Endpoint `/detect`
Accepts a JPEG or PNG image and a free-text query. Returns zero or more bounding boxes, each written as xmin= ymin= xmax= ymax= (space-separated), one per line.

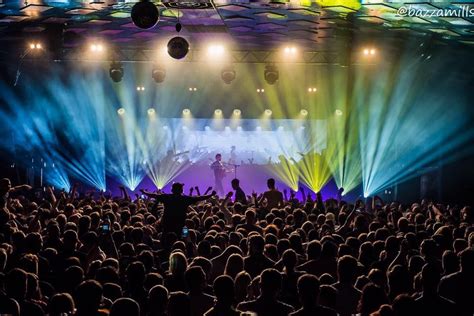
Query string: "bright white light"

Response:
xmin=300 ymin=109 xmax=308 ymax=116
xmin=183 ymin=109 xmax=191 ymax=115
xmin=136 ymin=86 xmax=145 ymax=91
xmin=90 ymin=43 xmax=104 ymax=52
xmin=284 ymin=46 xmax=297 ymax=54
xmin=215 ymin=109 xmax=222 ymax=115
xmin=147 ymin=108 xmax=155 ymax=115
xmin=117 ymin=108 xmax=125 ymax=115
xmin=363 ymin=48 xmax=370 ymax=55
xmin=193 ymin=87 xmax=197 ymax=91
xmin=370 ymin=48 xmax=376 ymax=55
xmin=30 ymin=42 xmax=42 ymax=50
xmin=335 ymin=109 xmax=343 ymax=116
xmin=308 ymin=87 xmax=317 ymax=93
xmin=207 ymin=44 xmax=225 ymax=56
xmin=264 ymin=109 xmax=272 ymax=116
xmin=233 ymin=109 xmax=241 ymax=116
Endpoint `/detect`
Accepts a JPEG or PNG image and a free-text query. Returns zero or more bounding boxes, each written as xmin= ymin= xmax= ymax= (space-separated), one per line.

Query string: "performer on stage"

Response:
xmin=210 ymin=153 xmax=226 ymax=195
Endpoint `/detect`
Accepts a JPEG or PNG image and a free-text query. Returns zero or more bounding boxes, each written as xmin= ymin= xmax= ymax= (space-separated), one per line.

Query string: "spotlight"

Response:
xmin=117 ymin=108 xmax=125 ymax=115
xmin=221 ymin=65 xmax=236 ymax=84
xmin=308 ymin=87 xmax=317 ymax=93
xmin=264 ymin=109 xmax=272 ymax=116
xmin=152 ymin=65 xmax=166 ymax=83
xmin=264 ymin=65 xmax=279 ymax=85
xmin=131 ymin=0 xmax=159 ymax=29
xmin=363 ymin=47 xmax=376 ymax=56
xmin=300 ymin=109 xmax=308 ymax=116
xmin=335 ymin=109 xmax=343 ymax=116
xmin=147 ymin=108 xmax=155 ymax=115
xmin=109 ymin=61 xmax=124 ymax=83
xmin=284 ymin=46 xmax=297 ymax=54
xmin=167 ymin=36 xmax=189 ymax=60
xmin=136 ymin=86 xmax=145 ymax=91
xmin=29 ymin=42 xmax=43 ymax=50
xmin=183 ymin=108 xmax=191 ymax=115
xmin=215 ymin=109 xmax=222 ymax=115
xmin=207 ymin=44 xmax=225 ymax=56
xmin=188 ymin=87 xmax=197 ymax=92
xmin=90 ymin=43 xmax=104 ymax=52
xmin=257 ymin=88 xmax=265 ymax=93
xmin=233 ymin=109 xmax=241 ymax=116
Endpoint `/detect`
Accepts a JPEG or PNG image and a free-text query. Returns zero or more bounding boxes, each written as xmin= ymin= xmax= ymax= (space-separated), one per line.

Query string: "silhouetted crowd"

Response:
xmin=0 ymin=177 xmax=473 ymax=316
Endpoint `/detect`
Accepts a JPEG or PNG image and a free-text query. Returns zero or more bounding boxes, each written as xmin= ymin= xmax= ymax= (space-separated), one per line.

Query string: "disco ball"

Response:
xmin=167 ymin=36 xmax=189 ymax=60
xmin=131 ymin=0 xmax=159 ymax=30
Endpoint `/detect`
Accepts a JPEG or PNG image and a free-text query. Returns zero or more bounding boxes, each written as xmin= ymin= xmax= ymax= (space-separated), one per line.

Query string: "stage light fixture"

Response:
xmin=335 ymin=109 xmax=343 ymax=116
xmin=363 ymin=47 xmax=376 ymax=56
xmin=167 ymin=36 xmax=189 ymax=60
xmin=264 ymin=65 xmax=279 ymax=85
xmin=117 ymin=108 xmax=125 ymax=115
xmin=147 ymin=108 xmax=155 ymax=115
xmin=300 ymin=109 xmax=308 ymax=116
xmin=284 ymin=46 xmax=297 ymax=54
xmin=90 ymin=43 xmax=104 ymax=52
xmin=152 ymin=65 xmax=166 ymax=83
xmin=221 ymin=65 xmax=236 ymax=84
xmin=131 ymin=0 xmax=159 ymax=29
xmin=208 ymin=44 xmax=225 ymax=56
xmin=233 ymin=109 xmax=241 ymax=116
xmin=215 ymin=109 xmax=222 ymax=115
xmin=29 ymin=42 xmax=43 ymax=50
xmin=183 ymin=108 xmax=191 ymax=115
xmin=109 ymin=61 xmax=124 ymax=83
xmin=264 ymin=109 xmax=272 ymax=116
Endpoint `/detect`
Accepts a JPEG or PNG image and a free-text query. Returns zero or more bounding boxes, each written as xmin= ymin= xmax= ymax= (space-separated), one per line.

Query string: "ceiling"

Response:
xmin=0 ymin=0 xmax=473 ymax=53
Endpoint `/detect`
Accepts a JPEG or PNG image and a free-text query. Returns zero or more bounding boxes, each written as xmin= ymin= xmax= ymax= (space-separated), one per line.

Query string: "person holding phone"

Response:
xmin=141 ymin=183 xmax=216 ymax=237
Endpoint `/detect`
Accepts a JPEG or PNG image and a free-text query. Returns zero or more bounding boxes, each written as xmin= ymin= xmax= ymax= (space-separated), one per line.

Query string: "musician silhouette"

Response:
xmin=210 ymin=153 xmax=226 ymax=195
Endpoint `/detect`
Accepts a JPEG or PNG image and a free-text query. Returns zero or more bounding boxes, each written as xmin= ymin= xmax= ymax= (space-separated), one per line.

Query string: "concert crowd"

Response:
xmin=0 ymin=176 xmax=473 ymax=316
